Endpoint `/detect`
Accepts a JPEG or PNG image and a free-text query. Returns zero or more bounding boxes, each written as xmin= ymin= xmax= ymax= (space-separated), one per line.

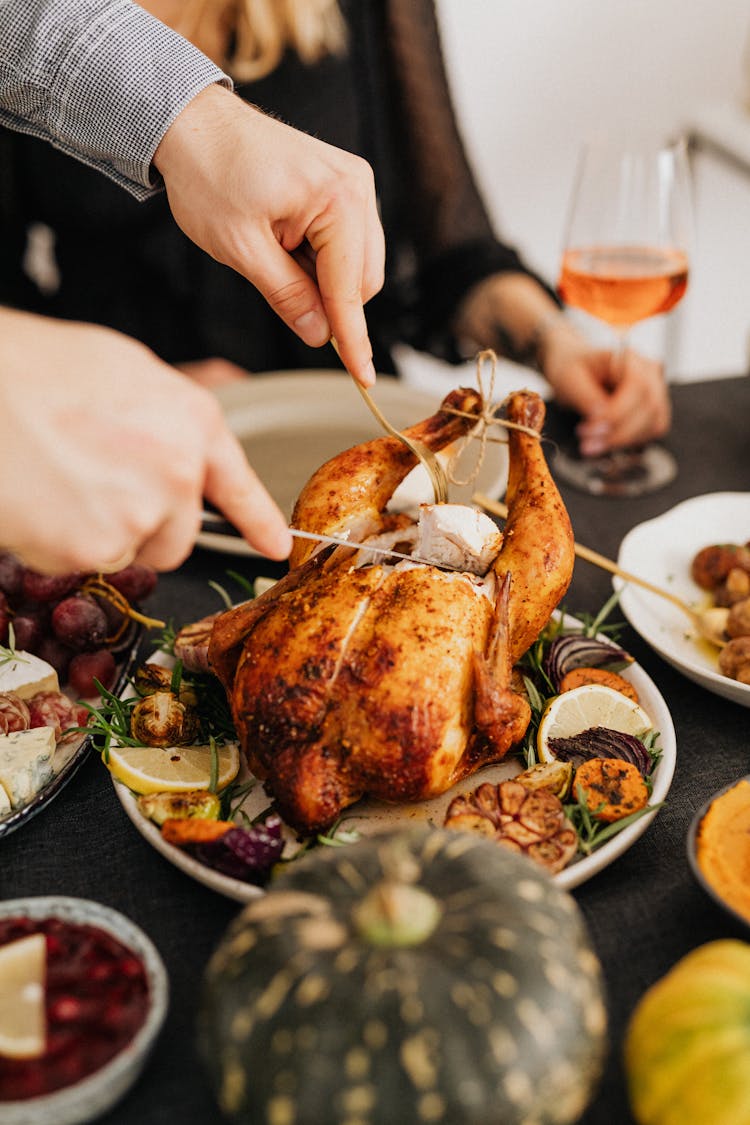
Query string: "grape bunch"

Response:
xmin=0 ymin=552 xmax=158 ymax=698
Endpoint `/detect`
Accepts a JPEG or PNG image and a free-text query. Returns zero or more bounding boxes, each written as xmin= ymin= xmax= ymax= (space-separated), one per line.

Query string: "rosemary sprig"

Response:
xmin=207 ymin=735 xmax=219 ymax=794
xmin=565 ymin=783 xmax=664 ymax=855
xmin=80 ymin=681 xmax=142 ymax=761
xmin=577 ymin=588 xmax=625 ymax=639
xmin=316 ymin=819 xmax=361 ymax=848
xmin=0 ymin=623 xmax=29 ymax=668
xmin=220 ymin=777 xmax=257 ymax=821
xmin=156 ymin=620 xmax=178 ymax=656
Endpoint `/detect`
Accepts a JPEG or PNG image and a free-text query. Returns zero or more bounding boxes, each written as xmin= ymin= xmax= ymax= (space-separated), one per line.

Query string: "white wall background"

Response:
xmin=433 ymin=0 xmax=750 ymax=381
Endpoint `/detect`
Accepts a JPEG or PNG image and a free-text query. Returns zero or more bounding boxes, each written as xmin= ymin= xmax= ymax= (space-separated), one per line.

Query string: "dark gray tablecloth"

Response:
xmin=2 ymin=374 xmax=749 ymax=1124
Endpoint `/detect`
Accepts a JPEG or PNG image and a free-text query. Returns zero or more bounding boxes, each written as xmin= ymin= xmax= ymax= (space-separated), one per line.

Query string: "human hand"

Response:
xmin=153 ymin=85 xmax=384 ymax=388
xmin=540 ymin=320 xmax=670 ymax=455
xmin=0 ymin=310 xmax=291 ymax=574
xmin=175 ymin=357 xmax=250 ymax=389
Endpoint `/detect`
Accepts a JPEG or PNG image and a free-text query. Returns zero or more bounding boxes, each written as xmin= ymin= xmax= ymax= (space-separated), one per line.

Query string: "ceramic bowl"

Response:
xmin=0 ymin=896 xmax=168 ymax=1125
xmin=687 ymin=777 xmax=750 ymax=933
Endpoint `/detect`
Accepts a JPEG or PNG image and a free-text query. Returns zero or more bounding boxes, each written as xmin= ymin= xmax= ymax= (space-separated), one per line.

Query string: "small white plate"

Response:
xmin=113 ymin=617 xmax=675 ymax=898
xmin=197 ymin=371 xmax=508 ymax=556
xmin=616 ymin=492 xmax=750 ymax=706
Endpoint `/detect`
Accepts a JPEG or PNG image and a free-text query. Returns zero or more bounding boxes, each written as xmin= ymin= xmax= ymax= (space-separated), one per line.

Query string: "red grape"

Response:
xmin=68 ymin=650 xmax=116 ymax=698
xmin=10 ymin=610 xmax=46 ymax=653
xmin=51 ymin=596 xmax=108 ymax=651
xmin=36 ymin=636 xmax=73 ymax=681
xmin=22 ymin=570 xmax=80 ymax=603
xmin=105 ymin=565 xmax=157 ymax=603
xmin=0 ymin=552 xmax=24 ymax=598
xmin=90 ymin=594 xmax=127 ymax=637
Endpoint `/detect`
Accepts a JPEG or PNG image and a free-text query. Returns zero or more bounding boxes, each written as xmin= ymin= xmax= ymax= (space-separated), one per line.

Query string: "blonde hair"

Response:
xmin=171 ymin=0 xmax=347 ymax=81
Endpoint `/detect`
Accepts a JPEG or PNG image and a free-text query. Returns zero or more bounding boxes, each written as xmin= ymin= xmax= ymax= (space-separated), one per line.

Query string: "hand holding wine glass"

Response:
xmin=554 ymin=137 xmax=693 ymax=496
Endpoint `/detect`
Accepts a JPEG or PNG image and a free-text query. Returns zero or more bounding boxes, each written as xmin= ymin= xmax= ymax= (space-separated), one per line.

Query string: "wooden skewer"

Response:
xmin=471 ymin=491 xmax=726 ymax=644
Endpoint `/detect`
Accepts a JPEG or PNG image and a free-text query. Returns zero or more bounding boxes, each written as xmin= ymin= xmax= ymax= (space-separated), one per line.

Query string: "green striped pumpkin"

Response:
xmin=199 ymin=827 xmax=606 ymax=1125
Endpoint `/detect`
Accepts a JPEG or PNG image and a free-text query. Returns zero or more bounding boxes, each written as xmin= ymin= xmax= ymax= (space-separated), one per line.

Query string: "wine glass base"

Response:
xmin=552 ymin=443 xmax=677 ymax=498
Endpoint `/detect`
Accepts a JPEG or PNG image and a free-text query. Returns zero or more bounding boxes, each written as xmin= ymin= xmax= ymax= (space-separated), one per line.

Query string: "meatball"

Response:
xmin=727 ymin=597 xmax=750 ymax=639
xmin=718 ymin=636 xmax=750 ymax=684
xmin=692 ymin=545 xmax=750 ymax=590
xmin=714 ymin=566 xmax=750 ymax=607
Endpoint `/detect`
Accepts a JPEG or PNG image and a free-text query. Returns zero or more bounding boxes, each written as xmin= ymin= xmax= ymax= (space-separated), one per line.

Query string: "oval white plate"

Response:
xmin=616 ymin=492 xmax=750 ymax=707
xmin=113 ymin=617 xmax=675 ymax=899
xmin=197 ymin=371 xmax=508 ymax=556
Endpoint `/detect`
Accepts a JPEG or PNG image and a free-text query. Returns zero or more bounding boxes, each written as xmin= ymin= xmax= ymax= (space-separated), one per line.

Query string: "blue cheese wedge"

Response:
xmin=0 ymin=727 xmax=56 ymax=808
xmin=0 ymin=652 xmax=59 ymax=700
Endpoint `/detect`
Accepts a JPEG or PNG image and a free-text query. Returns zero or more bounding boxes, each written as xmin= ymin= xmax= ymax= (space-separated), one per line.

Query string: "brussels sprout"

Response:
xmin=515 ymin=760 xmax=574 ymax=799
xmin=136 ymin=789 xmax=222 ymax=827
xmin=134 ymin=662 xmax=198 ymax=705
xmin=130 ymin=690 xmax=200 ymax=747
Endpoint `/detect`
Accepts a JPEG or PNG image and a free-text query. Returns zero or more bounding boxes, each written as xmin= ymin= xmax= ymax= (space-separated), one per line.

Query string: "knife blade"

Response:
xmin=200 ymin=510 xmax=463 ymax=569
xmin=288 ymin=526 xmax=452 ymax=568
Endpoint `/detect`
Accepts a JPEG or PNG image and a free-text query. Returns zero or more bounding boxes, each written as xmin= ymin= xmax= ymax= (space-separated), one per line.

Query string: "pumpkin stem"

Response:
xmin=353 ymin=881 xmax=442 ymax=947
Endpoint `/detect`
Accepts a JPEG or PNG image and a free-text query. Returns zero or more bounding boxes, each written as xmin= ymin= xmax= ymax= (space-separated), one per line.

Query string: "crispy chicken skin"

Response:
xmin=209 ymin=388 xmax=573 ymax=833
xmin=288 ymin=386 xmax=484 ymax=568
xmin=494 ymin=392 xmax=575 ymax=664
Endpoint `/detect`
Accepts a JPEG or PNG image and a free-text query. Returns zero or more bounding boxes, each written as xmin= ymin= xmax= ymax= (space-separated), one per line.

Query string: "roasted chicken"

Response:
xmin=209 ymin=388 xmax=574 ymax=833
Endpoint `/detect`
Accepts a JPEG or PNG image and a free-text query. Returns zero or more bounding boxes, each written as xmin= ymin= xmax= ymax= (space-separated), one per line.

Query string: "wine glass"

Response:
xmin=554 ymin=136 xmax=693 ymax=496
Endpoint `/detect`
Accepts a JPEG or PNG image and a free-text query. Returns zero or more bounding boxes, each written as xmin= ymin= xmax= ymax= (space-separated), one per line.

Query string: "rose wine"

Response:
xmin=558 ymin=245 xmax=689 ymax=328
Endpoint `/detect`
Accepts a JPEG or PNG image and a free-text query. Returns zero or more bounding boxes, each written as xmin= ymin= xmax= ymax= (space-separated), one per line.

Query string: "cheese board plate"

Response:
xmin=0 ymin=631 xmax=142 ymax=840
xmin=112 ymin=614 xmax=676 ymax=900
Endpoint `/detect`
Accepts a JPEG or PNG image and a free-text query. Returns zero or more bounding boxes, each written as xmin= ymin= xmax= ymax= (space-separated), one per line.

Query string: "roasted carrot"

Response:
xmin=574 ymin=758 xmax=649 ymax=823
xmin=161 ymin=818 xmax=234 ymax=846
xmin=559 ymin=666 xmax=639 ymax=703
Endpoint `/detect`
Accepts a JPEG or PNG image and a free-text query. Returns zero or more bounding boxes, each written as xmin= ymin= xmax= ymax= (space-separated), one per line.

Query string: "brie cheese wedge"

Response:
xmin=0 ymin=652 xmax=59 ymax=700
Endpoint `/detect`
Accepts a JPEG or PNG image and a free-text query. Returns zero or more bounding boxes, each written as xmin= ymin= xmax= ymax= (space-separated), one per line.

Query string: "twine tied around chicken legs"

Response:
xmin=441 ymin=348 xmax=542 ymax=489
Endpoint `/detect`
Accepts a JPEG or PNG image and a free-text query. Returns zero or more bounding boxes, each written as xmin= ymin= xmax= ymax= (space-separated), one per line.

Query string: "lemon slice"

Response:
xmin=106 ymin=741 xmax=240 ymax=794
xmin=537 ymin=683 xmax=653 ymax=764
xmin=0 ymin=932 xmax=46 ymax=1059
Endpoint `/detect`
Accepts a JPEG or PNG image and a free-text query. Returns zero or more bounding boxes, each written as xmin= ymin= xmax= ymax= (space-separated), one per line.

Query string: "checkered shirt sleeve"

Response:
xmin=0 ymin=0 xmax=231 ymax=198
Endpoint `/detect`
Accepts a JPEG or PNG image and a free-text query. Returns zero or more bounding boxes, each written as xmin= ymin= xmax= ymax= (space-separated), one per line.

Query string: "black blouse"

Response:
xmin=0 ymin=0 xmax=551 ymax=374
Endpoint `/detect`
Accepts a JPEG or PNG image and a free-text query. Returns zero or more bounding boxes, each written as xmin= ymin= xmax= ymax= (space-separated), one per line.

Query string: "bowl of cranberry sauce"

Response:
xmin=0 ymin=897 xmax=168 ymax=1125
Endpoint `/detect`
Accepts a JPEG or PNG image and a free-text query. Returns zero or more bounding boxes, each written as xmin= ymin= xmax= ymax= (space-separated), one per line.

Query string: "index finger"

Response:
xmin=314 ymin=241 xmax=374 ymax=388
xmin=204 ymin=431 xmax=292 ymax=560
xmin=311 ymin=197 xmax=383 ymax=388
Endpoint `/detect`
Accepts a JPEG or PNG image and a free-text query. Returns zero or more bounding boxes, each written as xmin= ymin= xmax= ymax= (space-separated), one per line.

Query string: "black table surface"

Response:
xmin=2 ymin=373 xmax=749 ymax=1124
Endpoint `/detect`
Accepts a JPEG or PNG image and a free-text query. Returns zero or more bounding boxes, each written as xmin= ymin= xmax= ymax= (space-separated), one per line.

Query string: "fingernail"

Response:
xmin=357 ymin=359 xmax=376 ymax=388
xmin=580 ymin=421 xmax=611 ymax=439
xmin=294 ymin=310 xmax=330 ymax=347
xmin=579 ymin=437 xmax=609 ymax=457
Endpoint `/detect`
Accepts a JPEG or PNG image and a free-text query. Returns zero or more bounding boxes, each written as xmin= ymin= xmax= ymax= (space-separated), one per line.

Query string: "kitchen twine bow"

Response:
xmin=441 ymin=348 xmax=542 ymax=488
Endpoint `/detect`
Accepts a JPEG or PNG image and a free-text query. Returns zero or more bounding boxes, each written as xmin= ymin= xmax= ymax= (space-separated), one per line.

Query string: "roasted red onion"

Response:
xmin=547 ymin=726 xmax=652 ymax=776
xmin=544 ymin=634 xmax=633 ymax=690
xmin=189 ymin=816 xmax=284 ymax=883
